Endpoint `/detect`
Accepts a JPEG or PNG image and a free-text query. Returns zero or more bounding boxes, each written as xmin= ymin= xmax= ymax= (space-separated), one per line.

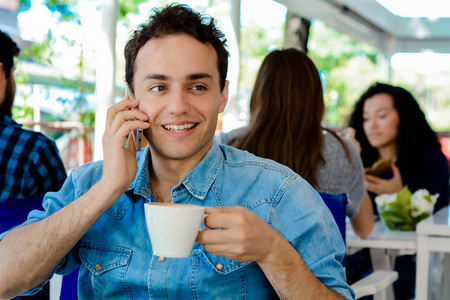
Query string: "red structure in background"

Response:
xmin=440 ymin=137 xmax=450 ymax=168
xmin=19 ymin=120 xmax=94 ymax=172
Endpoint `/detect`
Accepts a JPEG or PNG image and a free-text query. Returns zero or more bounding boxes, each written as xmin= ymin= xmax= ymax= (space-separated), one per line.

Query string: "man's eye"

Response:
xmin=150 ymin=86 xmax=166 ymax=92
xmin=192 ymin=85 xmax=207 ymax=91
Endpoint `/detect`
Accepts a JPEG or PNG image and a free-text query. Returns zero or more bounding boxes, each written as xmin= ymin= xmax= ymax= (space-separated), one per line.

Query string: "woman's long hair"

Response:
xmin=228 ymin=48 xmax=349 ymax=186
xmin=348 ymin=82 xmax=440 ymax=190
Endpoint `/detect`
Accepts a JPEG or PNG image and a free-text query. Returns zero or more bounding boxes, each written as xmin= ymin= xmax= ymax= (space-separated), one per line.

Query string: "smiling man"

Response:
xmin=0 ymin=4 xmax=353 ymax=299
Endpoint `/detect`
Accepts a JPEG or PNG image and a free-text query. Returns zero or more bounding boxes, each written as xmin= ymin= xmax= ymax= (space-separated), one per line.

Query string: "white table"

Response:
xmin=347 ymin=220 xmax=417 ymax=256
xmin=416 ymin=206 xmax=450 ymax=300
xmin=346 ymin=220 xmax=417 ymax=300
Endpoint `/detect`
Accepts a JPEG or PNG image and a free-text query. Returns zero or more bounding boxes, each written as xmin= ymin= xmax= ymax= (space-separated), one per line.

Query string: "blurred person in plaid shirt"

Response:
xmin=0 ymin=30 xmax=66 ymax=202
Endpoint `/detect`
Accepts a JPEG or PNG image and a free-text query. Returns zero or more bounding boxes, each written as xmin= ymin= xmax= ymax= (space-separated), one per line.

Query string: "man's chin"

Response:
xmin=150 ymin=141 xmax=212 ymax=162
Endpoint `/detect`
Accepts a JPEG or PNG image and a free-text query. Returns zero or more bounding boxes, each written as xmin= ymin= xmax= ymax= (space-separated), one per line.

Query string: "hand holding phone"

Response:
xmin=125 ymin=87 xmax=143 ymax=151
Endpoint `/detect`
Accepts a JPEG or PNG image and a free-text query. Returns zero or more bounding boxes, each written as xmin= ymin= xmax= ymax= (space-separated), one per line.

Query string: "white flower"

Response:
xmin=410 ymin=189 xmax=439 ymax=217
xmin=375 ymin=193 xmax=397 ymax=206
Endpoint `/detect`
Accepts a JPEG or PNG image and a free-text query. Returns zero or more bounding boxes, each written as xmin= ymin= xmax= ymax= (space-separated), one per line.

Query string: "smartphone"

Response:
xmin=125 ymin=87 xmax=143 ymax=151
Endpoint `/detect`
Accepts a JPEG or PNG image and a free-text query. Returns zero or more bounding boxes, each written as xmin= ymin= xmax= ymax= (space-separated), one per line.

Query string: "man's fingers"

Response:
xmin=105 ymin=99 xmax=141 ymax=129
xmin=197 ymin=227 xmax=227 ymax=244
xmin=127 ymin=131 xmax=136 ymax=151
xmin=203 ymin=206 xmax=248 ymax=229
xmin=109 ymin=110 xmax=148 ymax=134
xmin=104 ymin=119 xmax=148 ymax=148
xmin=104 ymin=100 xmax=149 ymax=149
xmin=204 ymin=206 xmax=242 ymax=214
xmin=204 ymin=212 xmax=233 ymax=229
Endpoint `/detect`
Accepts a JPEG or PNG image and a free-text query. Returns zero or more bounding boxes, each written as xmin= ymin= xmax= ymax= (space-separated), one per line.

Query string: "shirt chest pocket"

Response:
xmin=190 ymin=249 xmax=275 ymax=299
xmin=79 ymin=243 xmax=132 ymax=299
xmin=195 ymin=249 xmax=250 ymax=275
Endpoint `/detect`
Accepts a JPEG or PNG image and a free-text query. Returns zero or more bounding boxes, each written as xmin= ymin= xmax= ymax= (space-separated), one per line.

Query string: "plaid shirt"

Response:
xmin=0 ymin=112 xmax=67 ymax=201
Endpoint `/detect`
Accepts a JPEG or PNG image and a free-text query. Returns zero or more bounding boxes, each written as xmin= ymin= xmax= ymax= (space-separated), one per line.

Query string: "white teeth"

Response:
xmin=163 ymin=123 xmax=195 ymax=133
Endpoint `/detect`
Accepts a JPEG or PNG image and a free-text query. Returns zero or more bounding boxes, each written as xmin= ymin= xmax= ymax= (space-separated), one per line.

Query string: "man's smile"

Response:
xmin=163 ymin=123 xmax=198 ymax=133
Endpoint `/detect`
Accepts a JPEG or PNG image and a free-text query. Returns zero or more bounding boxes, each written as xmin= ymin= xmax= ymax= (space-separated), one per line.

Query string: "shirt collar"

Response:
xmin=126 ymin=140 xmax=223 ymax=202
xmin=0 ymin=112 xmax=19 ymax=126
xmin=126 ymin=146 xmax=152 ymax=202
xmin=180 ymin=140 xmax=223 ymax=200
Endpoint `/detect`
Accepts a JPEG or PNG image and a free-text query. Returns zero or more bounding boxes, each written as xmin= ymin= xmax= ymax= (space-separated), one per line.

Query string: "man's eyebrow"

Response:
xmin=142 ymin=73 xmax=169 ymax=81
xmin=186 ymin=73 xmax=213 ymax=81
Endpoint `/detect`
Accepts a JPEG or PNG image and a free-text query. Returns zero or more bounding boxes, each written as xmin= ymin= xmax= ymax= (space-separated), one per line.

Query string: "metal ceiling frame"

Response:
xmin=275 ymin=0 xmax=450 ymax=55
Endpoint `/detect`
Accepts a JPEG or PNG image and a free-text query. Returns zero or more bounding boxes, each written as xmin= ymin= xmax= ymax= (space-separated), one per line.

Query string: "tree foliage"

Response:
xmin=119 ymin=0 xmax=149 ymax=20
xmin=307 ymin=19 xmax=385 ymax=126
xmin=239 ymin=20 xmax=284 ymax=92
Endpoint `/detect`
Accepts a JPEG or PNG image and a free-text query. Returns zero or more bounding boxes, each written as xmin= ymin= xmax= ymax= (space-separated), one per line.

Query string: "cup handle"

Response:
xmin=200 ymin=214 xmax=208 ymax=231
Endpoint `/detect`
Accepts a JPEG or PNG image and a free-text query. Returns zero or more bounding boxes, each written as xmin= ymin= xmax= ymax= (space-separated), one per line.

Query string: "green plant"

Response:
xmin=375 ymin=186 xmax=438 ymax=231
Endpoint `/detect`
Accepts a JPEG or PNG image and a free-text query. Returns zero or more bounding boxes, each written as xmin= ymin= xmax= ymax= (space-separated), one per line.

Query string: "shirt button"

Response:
xmin=95 ymin=264 xmax=102 ymax=271
xmin=216 ymin=263 xmax=223 ymax=270
xmin=158 ymin=256 xmax=165 ymax=262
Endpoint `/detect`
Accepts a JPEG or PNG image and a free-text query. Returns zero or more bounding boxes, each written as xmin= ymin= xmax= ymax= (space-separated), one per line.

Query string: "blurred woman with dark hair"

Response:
xmin=217 ymin=48 xmax=374 ymax=238
xmin=348 ymin=82 xmax=449 ymax=213
xmin=346 ymin=82 xmax=449 ymax=300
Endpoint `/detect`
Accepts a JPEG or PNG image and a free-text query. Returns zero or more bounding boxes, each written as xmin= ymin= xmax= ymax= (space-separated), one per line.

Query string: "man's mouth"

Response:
xmin=163 ymin=123 xmax=197 ymax=133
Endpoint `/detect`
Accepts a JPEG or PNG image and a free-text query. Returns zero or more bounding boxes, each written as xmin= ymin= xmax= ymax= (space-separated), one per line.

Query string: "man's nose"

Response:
xmin=167 ymin=89 xmax=190 ymax=115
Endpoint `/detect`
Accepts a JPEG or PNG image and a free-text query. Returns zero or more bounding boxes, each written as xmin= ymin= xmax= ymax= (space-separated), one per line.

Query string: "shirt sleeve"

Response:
xmin=344 ymin=138 xmax=366 ymax=218
xmin=272 ymin=176 xmax=355 ymax=300
xmin=317 ymin=133 xmax=366 ymax=218
xmin=29 ymin=136 xmax=67 ymax=194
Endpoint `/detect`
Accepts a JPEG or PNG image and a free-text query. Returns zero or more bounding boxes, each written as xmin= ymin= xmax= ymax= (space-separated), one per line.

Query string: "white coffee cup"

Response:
xmin=144 ymin=202 xmax=206 ymax=258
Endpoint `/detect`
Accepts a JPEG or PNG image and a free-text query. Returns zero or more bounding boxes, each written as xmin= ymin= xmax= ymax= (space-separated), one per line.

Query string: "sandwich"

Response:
xmin=364 ymin=158 xmax=392 ymax=177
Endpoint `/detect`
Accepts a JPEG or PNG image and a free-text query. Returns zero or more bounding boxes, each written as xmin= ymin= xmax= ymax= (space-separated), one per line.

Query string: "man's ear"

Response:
xmin=0 ymin=62 xmax=5 ymax=105
xmin=218 ymin=80 xmax=229 ymax=113
xmin=0 ymin=62 xmax=7 ymax=82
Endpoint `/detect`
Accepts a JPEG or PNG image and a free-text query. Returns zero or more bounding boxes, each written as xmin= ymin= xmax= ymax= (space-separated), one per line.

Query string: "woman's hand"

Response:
xmin=365 ymin=163 xmax=403 ymax=195
xmin=341 ymin=127 xmax=361 ymax=154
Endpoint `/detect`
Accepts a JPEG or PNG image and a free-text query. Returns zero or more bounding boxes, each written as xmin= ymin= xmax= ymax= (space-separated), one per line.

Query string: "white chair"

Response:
xmin=49 ymin=267 xmax=78 ymax=300
xmin=351 ymin=270 xmax=398 ymax=299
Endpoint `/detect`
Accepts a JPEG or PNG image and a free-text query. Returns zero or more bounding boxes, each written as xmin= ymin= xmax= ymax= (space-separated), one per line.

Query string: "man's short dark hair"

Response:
xmin=124 ymin=3 xmax=229 ymax=92
xmin=0 ymin=30 xmax=20 ymax=79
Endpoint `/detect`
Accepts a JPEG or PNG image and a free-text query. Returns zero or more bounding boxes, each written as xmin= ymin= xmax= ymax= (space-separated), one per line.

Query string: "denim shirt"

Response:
xmin=1 ymin=141 xmax=354 ymax=299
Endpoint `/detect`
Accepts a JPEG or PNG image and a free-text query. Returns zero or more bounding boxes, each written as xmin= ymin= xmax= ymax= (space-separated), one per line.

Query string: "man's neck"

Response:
xmin=148 ymin=151 xmax=206 ymax=203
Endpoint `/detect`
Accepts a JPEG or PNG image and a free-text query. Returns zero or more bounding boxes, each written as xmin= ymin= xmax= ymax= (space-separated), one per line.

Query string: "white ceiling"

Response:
xmin=275 ymin=0 xmax=450 ymax=55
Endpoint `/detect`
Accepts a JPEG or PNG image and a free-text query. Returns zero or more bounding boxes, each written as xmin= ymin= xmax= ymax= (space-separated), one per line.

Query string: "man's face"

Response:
xmin=133 ymin=34 xmax=228 ymax=163
xmin=0 ymin=66 xmax=16 ymax=116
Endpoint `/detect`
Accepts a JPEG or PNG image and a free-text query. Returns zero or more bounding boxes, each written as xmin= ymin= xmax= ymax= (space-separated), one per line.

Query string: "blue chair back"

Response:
xmin=319 ymin=192 xmax=348 ymax=266
xmin=1 ymin=195 xmax=78 ymax=299
xmin=60 ymin=267 xmax=79 ymax=300
xmin=0 ymin=194 xmax=45 ymax=234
